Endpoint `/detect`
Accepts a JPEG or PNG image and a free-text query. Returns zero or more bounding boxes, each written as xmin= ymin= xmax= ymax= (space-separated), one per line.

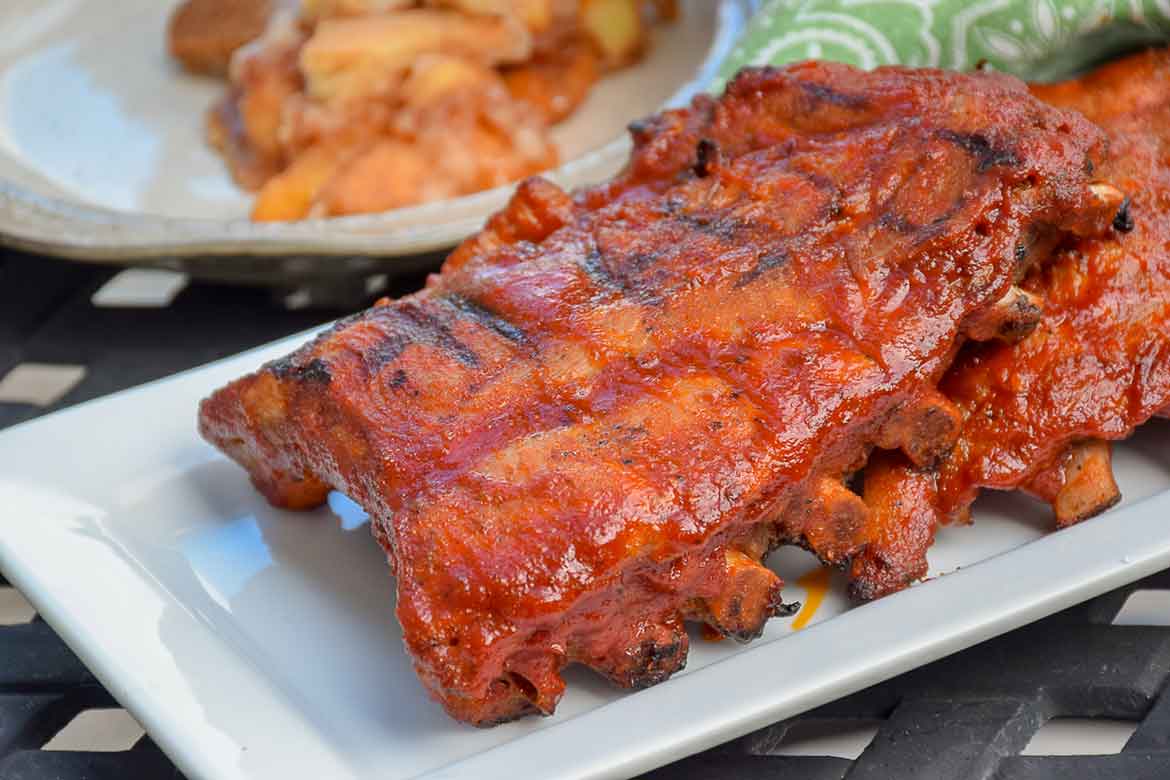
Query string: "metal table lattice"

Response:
xmin=2 ymin=250 xmax=1168 ymax=780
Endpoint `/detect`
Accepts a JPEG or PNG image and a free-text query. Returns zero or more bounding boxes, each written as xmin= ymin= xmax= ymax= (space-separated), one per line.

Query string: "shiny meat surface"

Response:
xmin=850 ymin=50 xmax=1170 ymax=601
xmin=199 ymin=62 xmax=1118 ymax=724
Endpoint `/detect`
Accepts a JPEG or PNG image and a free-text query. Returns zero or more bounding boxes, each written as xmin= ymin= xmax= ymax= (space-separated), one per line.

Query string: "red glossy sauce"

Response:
xmin=199 ymin=62 xmax=1116 ymax=724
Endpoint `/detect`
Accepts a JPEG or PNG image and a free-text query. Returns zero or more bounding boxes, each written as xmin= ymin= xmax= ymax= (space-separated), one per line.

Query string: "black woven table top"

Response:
xmin=2 ymin=249 xmax=1169 ymax=780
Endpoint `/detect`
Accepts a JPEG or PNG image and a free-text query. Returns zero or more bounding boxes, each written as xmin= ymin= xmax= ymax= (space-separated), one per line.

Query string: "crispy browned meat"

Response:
xmin=199 ymin=62 xmax=1118 ymax=725
xmin=168 ymin=0 xmax=274 ymax=76
xmin=850 ymin=50 xmax=1170 ymax=601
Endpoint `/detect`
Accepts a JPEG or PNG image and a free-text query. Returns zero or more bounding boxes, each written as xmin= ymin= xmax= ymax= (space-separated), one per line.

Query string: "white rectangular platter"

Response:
xmin=0 ymin=329 xmax=1167 ymax=780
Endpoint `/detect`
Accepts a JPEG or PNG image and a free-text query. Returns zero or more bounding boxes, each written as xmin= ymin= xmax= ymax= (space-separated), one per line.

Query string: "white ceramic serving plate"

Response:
xmin=0 ymin=329 xmax=1168 ymax=780
xmin=0 ymin=0 xmax=753 ymax=278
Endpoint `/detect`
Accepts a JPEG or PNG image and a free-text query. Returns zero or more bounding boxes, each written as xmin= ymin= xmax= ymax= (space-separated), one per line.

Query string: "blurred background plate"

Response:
xmin=0 ymin=0 xmax=754 ymax=283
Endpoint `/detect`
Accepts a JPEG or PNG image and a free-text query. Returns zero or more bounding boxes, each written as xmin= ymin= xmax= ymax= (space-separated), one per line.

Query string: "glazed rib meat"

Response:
xmin=198 ymin=62 xmax=1121 ymax=725
xmin=850 ymin=50 xmax=1170 ymax=601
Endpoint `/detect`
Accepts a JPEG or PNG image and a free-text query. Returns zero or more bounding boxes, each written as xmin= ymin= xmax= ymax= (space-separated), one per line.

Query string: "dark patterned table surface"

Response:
xmin=3 ymin=250 xmax=1170 ymax=780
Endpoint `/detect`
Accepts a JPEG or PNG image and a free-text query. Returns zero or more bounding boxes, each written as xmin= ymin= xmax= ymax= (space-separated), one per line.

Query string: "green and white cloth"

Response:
xmin=719 ymin=0 xmax=1170 ymax=84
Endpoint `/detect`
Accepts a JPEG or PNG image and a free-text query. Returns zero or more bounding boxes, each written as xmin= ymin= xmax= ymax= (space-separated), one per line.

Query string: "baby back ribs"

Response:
xmin=850 ymin=50 xmax=1170 ymax=601
xmin=199 ymin=62 xmax=1120 ymax=725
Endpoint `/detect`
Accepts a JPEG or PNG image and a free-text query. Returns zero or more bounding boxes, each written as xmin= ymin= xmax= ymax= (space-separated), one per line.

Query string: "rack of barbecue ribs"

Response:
xmin=199 ymin=61 xmax=1125 ymax=725
xmin=848 ymin=50 xmax=1170 ymax=602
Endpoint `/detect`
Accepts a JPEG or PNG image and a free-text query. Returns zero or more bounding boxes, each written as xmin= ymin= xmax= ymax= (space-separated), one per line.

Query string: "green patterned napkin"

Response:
xmin=718 ymin=0 xmax=1170 ymax=85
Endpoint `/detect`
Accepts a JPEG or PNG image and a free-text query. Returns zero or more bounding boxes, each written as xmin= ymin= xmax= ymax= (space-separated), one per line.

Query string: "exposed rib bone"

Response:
xmin=572 ymin=616 xmax=688 ymax=690
xmin=503 ymin=648 xmax=567 ymax=715
xmin=694 ymin=549 xmax=785 ymax=641
xmin=875 ymin=390 xmax=962 ymax=467
xmin=1089 ymin=182 xmax=1127 ymax=224
xmin=794 ymin=477 xmax=872 ymax=565
xmin=960 ymin=285 xmax=1044 ymax=343
xmin=848 ymin=451 xmax=942 ymax=601
xmin=1024 ymin=440 xmax=1121 ymax=527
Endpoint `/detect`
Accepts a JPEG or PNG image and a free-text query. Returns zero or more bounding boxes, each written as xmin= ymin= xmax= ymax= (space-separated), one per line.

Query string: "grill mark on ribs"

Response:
xmin=936 ymin=129 xmax=1021 ymax=172
xmin=441 ymin=294 xmax=530 ymax=347
xmin=577 ymin=244 xmax=627 ymax=297
xmin=270 ymin=356 xmax=332 ymax=384
xmin=578 ymin=242 xmax=666 ymax=305
xmin=797 ymin=79 xmax=869 ymax=109
xmin=362 ymin=299 xmax=480 ymax=374
xmin=735 ymin=249 xmax=789 ymax=288
xmin=665 ymin=210 xmax=748 ymax=244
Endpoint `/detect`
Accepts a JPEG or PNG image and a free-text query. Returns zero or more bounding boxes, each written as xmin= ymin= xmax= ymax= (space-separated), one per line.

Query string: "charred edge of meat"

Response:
xmin=1113 ymin=196 xmax=1135 ymax=232
xmin=442 ymin=294 xmax=530 ymax=346
xmin=626 ymin=118 xmax=651 ymax=140
xmin=796 ymin=79 xmax=869 ymax=109
xmin=735 ymin=249 xmax=789 ymax=288
xmin=269 ymin=356 xmax=332 ymax=384
xmin=693 ymin=138 xmax=721 ymax=178
xmin=790 ymin=477 xmax=873 ymax=567
xmin=997 ymin=289 xmax=1044 ymax=342
xmin=468 ymin=685 xmax=542 ymax=728
xmin=626 ymin=637 xmax=687 ymax=689
xmin=936 ymin=129 xmax=1021 ymax=173
xmin=575 ymin=621 xmax=692 ymax=693
xmin=695 ymin=547 xmax=796 ymax=641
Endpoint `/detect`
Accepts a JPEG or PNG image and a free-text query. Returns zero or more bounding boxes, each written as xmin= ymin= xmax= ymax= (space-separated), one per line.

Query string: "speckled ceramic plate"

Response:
xmin=0 ymin=0 xmax=754 ymax=281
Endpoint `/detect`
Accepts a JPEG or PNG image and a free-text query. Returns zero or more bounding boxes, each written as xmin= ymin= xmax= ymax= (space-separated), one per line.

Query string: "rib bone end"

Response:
xmin=796 ymin=477 xmax=872 ymax=565
xmin=847 ymin=452 xmax=941 ymax=602
xmin=1025 ymin=440 xmax=1121 ymax=527
xmin=573 ymin=617 xmax=689 ymax=690
xmin=875 ymin=390 xmax=962 ymax=467
xmin=696 ymin=548 xmax=786 ymax=642
xmin=961 ymin=285 xmax=1044 ymax=343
